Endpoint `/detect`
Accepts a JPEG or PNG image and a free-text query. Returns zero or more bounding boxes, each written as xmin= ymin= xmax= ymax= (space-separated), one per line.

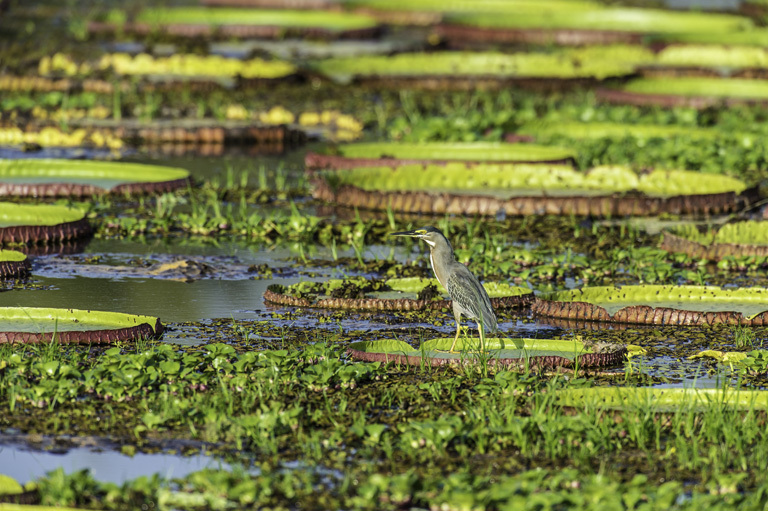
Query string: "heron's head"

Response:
xmin=390 ymin=226 xmax=447 ymax=249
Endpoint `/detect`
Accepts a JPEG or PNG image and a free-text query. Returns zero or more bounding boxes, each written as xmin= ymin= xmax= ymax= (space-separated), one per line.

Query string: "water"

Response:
xmin=0 ymin=443 xmax=230 ymax=484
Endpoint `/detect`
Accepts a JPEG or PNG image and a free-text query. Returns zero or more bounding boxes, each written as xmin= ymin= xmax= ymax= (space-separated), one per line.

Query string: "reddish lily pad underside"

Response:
xmin=0 ymin=307 xmax=164 ymax=344
xmin=346 ymin=338 xmax=627 ymax=370
xmin=533 ymin=285 xmax=768 ymax=326
xmin=0 ymin=203 xmax=91 ymax=244
xmin=0 ymin=249 xmax=30 ymax=279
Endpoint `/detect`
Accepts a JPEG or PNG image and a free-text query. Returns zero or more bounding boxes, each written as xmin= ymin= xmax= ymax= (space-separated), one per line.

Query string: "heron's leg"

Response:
xmin=448 ymin=321 xmax=461 ymax=353
xmin=449 ymin=313 xmax=462 ymax=353
xmin=478 ymin=322 xmax=485 ymax=352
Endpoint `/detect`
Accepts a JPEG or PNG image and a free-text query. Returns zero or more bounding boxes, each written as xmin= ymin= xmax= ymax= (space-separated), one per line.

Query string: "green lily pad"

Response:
xmin=661 ymin=222 xmax=768 ymax=261
xmin=0 ymin=159 xmax=191 ymax=197
xmin=345 ymin=0 xmax=601 ymax=14
xmin=321 ymin=163 xmax=746 ymax=198
xmin=136 ymin=8 xmax=378 ymax=31
xmin=96 ymin=53 xmax=296 ymax=79
xmin=0 ymin=475 xmax=23 ymax=495
xmin=534 ymin=285 xmax=768 ymax=325
xmin=445 ymin=7 xmax=751 ymax=34
xmin=673 ymin=221 xmax=768 ymax=246
xmin=556 ymin=387 xmax=768 ymax=411
xmin=264 ymin=278 xmax=532 ymax=311
xmin=313 ymin=47 xmax=654 ymax=84
xmin=0 ymin=249 xmax=30 ymax=279
xmin=0 ymin=307 xmax=164 ymax=344
xmin=0 ymin=202 xmax=91 ymax=244
xmin=332 ymin=142 xmax=575 ymax=162
xmin=654 ymin=44 xmax=768 ymax=69
xmin=518 ymin=121 xmax=723 ymax=141
xmin=655 ymin=28 xmax=768 ymax=47
xmin=347 ymin=337 xmax=627 ymax=369
xmin=623 ymin=77 xmax=768 ymax=99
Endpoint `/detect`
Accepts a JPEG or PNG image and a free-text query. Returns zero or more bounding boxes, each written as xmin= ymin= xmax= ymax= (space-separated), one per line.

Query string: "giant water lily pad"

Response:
xmin=0 ymin=249 xmax=30 ymax=279
xmin=311 ymin=47 xmax=653 ymax=87
xmin=533 ymin=285 xmax=768 ymax=326
xmin=556 ymin=387 xmax=768 ymax=411
xmin=0 ymin=307 xmax=163 ymax=344
xmin=263 ymin=277 xmax=533 ymax=311
xmin=0 ymin=159 xmax=191 ymax=197
xmin=640 ymin=44 xmax=768 ymax=79
xmin=661 ymin=222 xmax=768 ymax=260
xmin=517 ymin=121 xmax=724 ymax=141
xmin=305 ymin=141 xmax=576 ymax=170
xmin=91 ymin=8 xmax=380 ymax=39
xmin=438 ymin=8 xmax=752 ymax=46
xmin=0 ymin=203 xmax=91 ymax=244
xmin=346 ymin=337 xmax=627 ymax=369
xmin=599 ymin=77 xmax=768 ymax=107
xmin=312 ymin=163 xmax=748 ymax=217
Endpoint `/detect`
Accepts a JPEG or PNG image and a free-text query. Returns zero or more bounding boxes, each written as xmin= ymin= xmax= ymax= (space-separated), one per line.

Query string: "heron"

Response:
xmin=390 ymin=226 xmax=497 ymax=352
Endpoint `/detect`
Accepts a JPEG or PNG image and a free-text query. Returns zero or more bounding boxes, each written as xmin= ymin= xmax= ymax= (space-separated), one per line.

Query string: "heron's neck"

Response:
xmin=429 ymin=246 xmax=455 ymax=290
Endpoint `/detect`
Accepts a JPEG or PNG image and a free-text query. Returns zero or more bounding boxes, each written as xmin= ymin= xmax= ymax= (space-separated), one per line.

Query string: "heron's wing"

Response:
xmin=445 ymin=265 xmax=497 ymax=332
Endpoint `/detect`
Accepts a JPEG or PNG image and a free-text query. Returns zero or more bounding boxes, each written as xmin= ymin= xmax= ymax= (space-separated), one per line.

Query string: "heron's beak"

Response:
xmin=390 ymin=229 xmax=422 ymax=237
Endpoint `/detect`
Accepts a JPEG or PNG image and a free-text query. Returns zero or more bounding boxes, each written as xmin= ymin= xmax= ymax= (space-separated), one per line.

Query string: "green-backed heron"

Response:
xmin=390 ymin=226 xmax=497 ymax=352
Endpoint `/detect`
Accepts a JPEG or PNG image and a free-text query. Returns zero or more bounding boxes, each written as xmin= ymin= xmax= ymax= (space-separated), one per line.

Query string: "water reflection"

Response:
xmin=0 ymin=444 xmax=229 ymax=484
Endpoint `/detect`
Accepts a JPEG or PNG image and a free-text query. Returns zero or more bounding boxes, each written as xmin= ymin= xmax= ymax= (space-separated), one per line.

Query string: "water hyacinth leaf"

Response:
xmin=0 ymin=307 xmax=163 ymax=344
xmin=0 ymin=159 xmax=191 ymax=197
xmin=556 ymin=387 xmax=768 ymax=411
xmin=534 ymin=285 xmax=768 ymax=325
